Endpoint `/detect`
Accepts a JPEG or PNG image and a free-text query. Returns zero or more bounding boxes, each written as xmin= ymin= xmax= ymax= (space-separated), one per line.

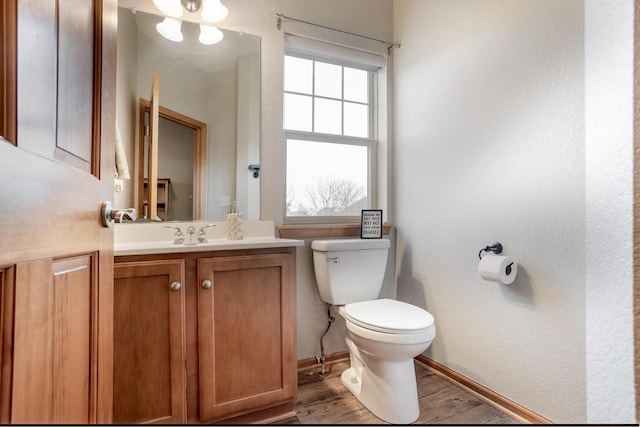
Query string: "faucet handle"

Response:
xmin=198 ymin=224 xmax=216 ymax=243
xmin=164 ymin=225 xmax=184 ymax=245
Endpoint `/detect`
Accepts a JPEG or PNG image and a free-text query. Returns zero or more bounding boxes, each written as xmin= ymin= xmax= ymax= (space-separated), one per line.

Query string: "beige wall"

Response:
xmin=584 ymin=0 xmax=635 ymax=422
xmin=394 ymin=0 xmax=586 ymax=422
xmin=394 ymin=0 xmax=635 ymax=423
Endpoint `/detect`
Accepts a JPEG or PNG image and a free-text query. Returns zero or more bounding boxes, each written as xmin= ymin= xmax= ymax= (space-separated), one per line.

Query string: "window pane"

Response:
xmin=314 ymin=98 xmax=341 ymax=135
xmin=314 ymin=62 xmax=342 ymax=99
xmin=284 ymin=56 xmax=313 ymax=94
xmin=284 ymin=93 xmax=312 ymax=131
xmin=344 ymin=102 xmax=369 ymax=138
xmin=286 ymin=139 xmax=368 ymax=216
xmin=344 ymin=67 xmax=368 ymax=103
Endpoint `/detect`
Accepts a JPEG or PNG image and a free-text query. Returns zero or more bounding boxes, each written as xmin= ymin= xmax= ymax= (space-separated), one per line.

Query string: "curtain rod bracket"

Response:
xmin=275 ymin=13 xmax=399 ymax=51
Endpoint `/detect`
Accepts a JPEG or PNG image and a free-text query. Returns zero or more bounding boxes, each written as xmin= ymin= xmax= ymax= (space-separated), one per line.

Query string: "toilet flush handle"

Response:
xmin=327 ymin=257 xmax=340 ymax=263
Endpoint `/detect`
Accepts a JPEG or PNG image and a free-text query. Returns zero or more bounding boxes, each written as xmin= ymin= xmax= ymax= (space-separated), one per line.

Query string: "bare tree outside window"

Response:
xmin=288 ymin=178 xmax=366 ymax=216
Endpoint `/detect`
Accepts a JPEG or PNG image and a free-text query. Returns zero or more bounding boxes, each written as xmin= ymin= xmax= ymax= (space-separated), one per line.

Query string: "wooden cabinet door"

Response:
xmin=0 ymin=0 xmax=116 ymax=423
xmin=197 ymin=251 xmax=297 ymax=422
xmin=113 ymin=259 xmax=187 ymax=424
xmin=1 ymin=256 xmax=98 ymax=424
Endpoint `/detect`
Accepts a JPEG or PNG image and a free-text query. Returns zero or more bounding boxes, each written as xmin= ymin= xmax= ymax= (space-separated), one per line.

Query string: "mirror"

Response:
xmin=115 ymin=5 xmax=260 ymax=221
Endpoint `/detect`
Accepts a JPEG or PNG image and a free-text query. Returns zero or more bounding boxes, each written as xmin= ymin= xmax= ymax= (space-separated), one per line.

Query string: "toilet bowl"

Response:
xmin=337 ymin=299 xmax=435 ymax=424
xmin=311 ymin=238 xmax=436 ymax=424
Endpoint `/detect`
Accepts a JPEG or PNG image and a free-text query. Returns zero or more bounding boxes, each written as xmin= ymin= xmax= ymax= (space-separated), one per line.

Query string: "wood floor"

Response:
xmin=280 ymin=360 xmax=518 ymax=425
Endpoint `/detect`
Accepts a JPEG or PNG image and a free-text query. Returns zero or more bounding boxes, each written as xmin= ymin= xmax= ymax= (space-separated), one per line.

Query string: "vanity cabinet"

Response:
xmin=197 ymin=253 xmax=296 ymax=421
xmin=113 ymin=247 xmax=297 ymax=424
xmin=113 ymin=259 xmax=187 ymax=424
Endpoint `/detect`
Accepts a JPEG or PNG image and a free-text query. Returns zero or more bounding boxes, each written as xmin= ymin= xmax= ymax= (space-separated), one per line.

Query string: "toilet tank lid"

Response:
xmin=311 ymin=238 xmax=390 ymax=252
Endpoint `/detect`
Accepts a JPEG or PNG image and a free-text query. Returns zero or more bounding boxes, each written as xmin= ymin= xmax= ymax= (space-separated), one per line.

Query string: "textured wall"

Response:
xmin=394 ymin=0 xmax=587 ymax=422
xmin=585 ymin=0 xmax=636 ymax=422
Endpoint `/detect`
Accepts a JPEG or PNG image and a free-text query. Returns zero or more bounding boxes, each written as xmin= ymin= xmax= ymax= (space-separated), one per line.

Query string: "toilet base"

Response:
xmin=341 ymin=337 xmax=420 ymax=424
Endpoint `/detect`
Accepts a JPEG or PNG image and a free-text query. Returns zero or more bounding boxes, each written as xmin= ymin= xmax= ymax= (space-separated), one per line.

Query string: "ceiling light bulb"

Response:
xmin=152 ymin=0 xmax=183 ymax=18
xmin=156 ymin=17 xmax=184 ymax=42
xmin=181 ymin=0 xmax=202 ymax=12
xmin=201 ymin=0 xmax=228 ymax=22
xmin=199 ymin=25 xmax=224 ymax=45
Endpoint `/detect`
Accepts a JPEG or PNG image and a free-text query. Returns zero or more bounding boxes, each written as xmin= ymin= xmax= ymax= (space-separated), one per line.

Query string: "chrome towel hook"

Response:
xmin=478 ymin=242 xmax=503 ymax=260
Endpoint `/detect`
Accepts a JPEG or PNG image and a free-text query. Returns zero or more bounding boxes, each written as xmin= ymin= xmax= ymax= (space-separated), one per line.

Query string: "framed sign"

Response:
xmin=360 ymin=209 xmax=383 ymax=239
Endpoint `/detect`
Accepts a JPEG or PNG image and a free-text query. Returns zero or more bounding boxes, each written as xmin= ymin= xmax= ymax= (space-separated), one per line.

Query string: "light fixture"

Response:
xmin=153 ymin=0 xmax=228 ymax=23
xmin=199 ymin=24 xmax=224 ymax=45
xmin=152 ymin=0 xmax=183 ymax=18
xmin=156 ymin=17 xmax=183 ymax=42
xmin=201 ymin=0 xmax=228 ymax=23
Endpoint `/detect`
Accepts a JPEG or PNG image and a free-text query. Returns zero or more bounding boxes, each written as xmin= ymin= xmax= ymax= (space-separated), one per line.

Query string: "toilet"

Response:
xmin=311 ymin=238 xmax=436 ymax=424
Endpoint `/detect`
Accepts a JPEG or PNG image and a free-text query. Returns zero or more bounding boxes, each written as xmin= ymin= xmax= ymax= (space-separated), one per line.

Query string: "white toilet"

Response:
xmin=311 ymin=238 xmax=436 ymax=424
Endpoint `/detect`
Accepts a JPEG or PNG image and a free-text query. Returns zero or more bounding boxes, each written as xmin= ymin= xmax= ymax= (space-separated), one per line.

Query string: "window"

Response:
xmin=284 ymin=53 xmax=377 ymax=221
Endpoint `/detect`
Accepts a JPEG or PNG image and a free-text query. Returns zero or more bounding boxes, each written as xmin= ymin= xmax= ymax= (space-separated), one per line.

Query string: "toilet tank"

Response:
xmin=311 ymin=238 xmax=391 ymax=305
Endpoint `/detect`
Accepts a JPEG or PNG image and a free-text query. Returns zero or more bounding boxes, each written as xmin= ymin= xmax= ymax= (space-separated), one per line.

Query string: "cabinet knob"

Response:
xmin=170 ymin=281 xmax=182 ymax=292
xmin=201 ymin=279 xmax=213 ymax=290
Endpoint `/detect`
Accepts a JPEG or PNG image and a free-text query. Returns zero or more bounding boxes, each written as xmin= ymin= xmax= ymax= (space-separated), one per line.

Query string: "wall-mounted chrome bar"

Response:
xmin=275 ymin=13 xmax=401 ymax=53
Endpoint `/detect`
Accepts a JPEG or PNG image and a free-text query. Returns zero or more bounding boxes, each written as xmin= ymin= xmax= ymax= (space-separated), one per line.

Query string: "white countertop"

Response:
xmin=115 ymin=237 xmax=304 ymax=256
xmin=114 ymin=220 xmax=304 ymax=256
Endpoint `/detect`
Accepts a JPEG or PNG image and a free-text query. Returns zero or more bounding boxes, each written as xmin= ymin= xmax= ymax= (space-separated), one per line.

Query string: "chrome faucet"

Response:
xmin=164 ymin=226 xmax=184 ymax=245
xmin=184 ymin=226 xmax=198 ymax=245
xmin=197 ymin=224 xmax=216 ymax=243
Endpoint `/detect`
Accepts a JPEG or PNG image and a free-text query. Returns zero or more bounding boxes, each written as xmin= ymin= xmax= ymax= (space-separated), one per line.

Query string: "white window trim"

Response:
xmin=283 ymin=53 xmax=381 ymax=224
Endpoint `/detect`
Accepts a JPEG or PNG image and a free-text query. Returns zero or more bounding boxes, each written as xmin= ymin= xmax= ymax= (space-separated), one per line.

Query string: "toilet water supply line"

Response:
xmin=316 ymin=304 xmax=335 ymax=378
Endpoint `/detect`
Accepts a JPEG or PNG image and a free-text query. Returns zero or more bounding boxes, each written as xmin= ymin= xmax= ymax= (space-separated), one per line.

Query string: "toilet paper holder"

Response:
xmin=478 ymin=242 xmax=503 ymax=260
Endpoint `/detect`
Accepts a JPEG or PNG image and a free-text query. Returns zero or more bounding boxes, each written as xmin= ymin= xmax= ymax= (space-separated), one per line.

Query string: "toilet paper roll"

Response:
xmin=478 ymin=254 xmax=517 ymax=284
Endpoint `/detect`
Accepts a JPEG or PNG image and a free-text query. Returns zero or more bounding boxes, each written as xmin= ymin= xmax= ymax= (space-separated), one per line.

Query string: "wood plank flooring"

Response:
xmin=279 ymin=360 xmax=518 ymax=425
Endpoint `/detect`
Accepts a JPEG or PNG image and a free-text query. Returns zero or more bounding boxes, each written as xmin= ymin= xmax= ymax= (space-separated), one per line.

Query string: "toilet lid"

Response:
xmin=343 ymin=299 xmax=434 ymax=334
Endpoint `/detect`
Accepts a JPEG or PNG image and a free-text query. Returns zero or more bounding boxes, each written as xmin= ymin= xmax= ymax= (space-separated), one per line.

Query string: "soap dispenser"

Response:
xmin=225 ymin=201 xmax=243 ymax=240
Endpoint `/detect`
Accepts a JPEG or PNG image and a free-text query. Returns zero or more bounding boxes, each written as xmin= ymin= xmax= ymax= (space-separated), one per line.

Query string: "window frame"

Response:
xmin=283 ymin=52 xmax=379 ymax=224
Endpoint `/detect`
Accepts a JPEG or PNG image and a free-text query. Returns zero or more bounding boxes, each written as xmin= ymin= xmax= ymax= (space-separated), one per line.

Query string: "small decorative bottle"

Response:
xmin=225 ymin=201 xmax=243 ymax=240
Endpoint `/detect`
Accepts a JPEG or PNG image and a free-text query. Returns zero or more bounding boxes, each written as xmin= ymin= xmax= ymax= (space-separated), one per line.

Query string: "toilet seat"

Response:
xmin=342 ymin=298 xmax=434 ymax=334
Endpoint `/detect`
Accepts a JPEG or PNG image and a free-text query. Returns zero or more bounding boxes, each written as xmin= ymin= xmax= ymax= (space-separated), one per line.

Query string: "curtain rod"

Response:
xmin=275 ymin=13 xmax=400 ymax=52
